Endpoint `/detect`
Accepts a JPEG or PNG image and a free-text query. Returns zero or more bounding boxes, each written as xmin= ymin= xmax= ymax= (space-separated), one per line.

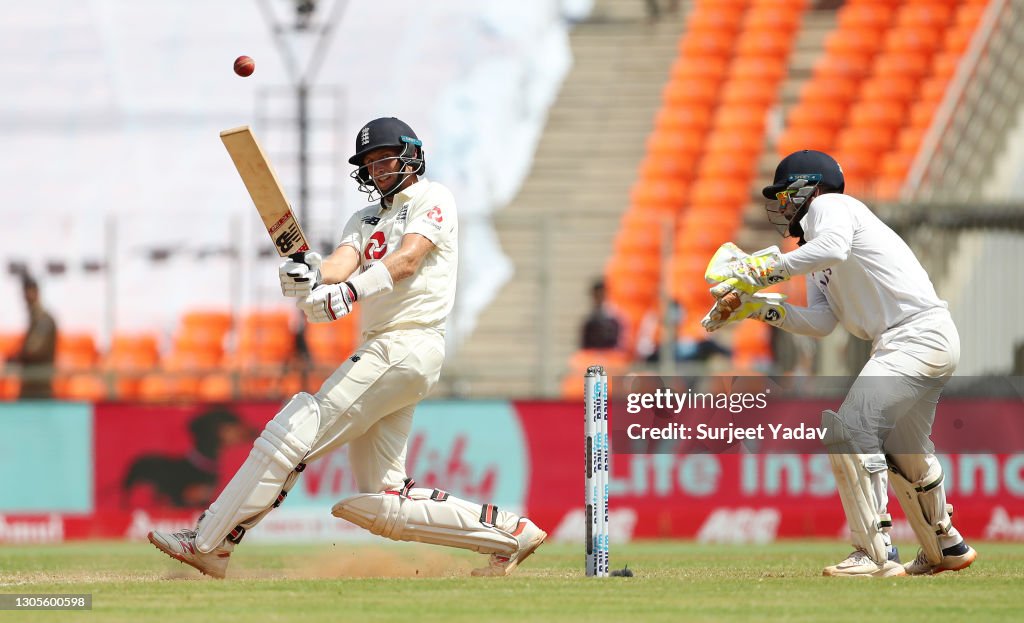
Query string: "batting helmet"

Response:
xmin=761 ymin=150 xmax=844 ymax=199
xmin=349 ymin=117 xmax=425 ymax=202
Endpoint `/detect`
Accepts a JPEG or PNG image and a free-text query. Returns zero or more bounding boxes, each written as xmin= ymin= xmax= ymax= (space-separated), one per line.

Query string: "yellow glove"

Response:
xmin=705 ymin=244 xmax=791 ymax=298
xmin=701 ymin=292 xmax=788 ymax=332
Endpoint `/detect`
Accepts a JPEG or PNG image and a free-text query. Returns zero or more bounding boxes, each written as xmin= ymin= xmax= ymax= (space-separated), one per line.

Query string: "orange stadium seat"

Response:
xmin=897 ymin=126 xmax=927 ymax=153
xmin=743 ymin=9 xmax=801 ymax=31
xmin=919 ymin=77 xmax=949 ymax=105
xmin=198 ymin=373 xmax=235 ymax=402
xmin=713 ymin=105 xmax=768 ymax=132
xmin=62 ymin=373 xmax=108 ymax=401
xmin=943 ymin=26 xmax=975 ymax=56
xmin=697 ymin=153 xmax=757 ymax=181
xmin=686 ymin=6 xmax=743 ymax=33
xmin=720 ymin=79 xmax=777 ymax=107
xmin=776 ymin=126 xmax=837 ymax=158
xmin=799 ymin=78 xmax=859 ymax=105
xmin=654 ymin=105 xmax=713 ymax=133
xmin=932 ymin=52 xmax=961 ymax=82
xmin=732 ymin=321 xmax=773 ymax=371
xmin=663 ymin=80 xmax=719 ymax=107
xmin=678 ymin=31 xmax=734 ymax=58
xmin=730 ymin=57 xmax=787 ymax=82
xmin=646 ymin=127 xmax=706 ymax=154
xmin=137 ymin=373 xmax=175 ymax=403
xmin=670 ymin=57 xmax=729 ymax=82
xmin=786 ymin=101 xmax=846 ymax=131
xmin=883 ymin=27 xmax=942 ymax=55
xmin=896 ymin=4 xmax=954 ymax=29
xmin=849 ymin=100 xmax=905 ymax=129
xmin=909 ymin=100 xmax=940 ymax=128
xmin=859 ymin=77 xmax=917 ymax=104
xmin=836 ymin=4 xmax=894 ymax=30
xmin=0 ymin=374 xmax=19 ymax=400
xmin=837 ymin=126 xmax=895 ymax=154
xmin=825 ymin=29 xmax=884 ymax=57
xmin=637 ymin=156 xmax=694 ymax=183
xmin=704 ymin=129 xmax=763 ymax=158
xmin=735 ymin=30 xmax=792 ymax=59
xmin=872 ymin=53 xmax=931 ymax=80
xmin=56 ymin=333 xmax=100 ymax=369
xmin=814 ymin=53 xmax=874 ymax=81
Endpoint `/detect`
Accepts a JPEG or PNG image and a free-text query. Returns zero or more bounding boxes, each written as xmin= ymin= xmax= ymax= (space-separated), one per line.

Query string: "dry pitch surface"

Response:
xmin=2 ymin=541 xmax=1023 ymax=622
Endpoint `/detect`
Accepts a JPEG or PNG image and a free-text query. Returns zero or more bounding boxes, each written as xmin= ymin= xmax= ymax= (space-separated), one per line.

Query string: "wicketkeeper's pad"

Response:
xmin=821 ymin=410 xmax=891 ymax=564
xmin=888 ymin=456 xmax=953 ymax=566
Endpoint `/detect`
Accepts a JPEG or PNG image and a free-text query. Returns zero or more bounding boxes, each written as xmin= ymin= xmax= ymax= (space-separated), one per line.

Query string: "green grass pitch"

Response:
xmin=1 ymin=540 xmax=1022 ymax=622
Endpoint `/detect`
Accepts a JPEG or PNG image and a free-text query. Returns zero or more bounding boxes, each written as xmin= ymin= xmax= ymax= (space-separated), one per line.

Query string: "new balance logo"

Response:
xmin=361 ymin=216 xmax=381 ymax=225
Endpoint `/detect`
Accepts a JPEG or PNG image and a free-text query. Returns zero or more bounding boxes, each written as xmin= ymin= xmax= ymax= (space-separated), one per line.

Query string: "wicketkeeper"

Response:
xmin=702 ymin=150 xmax=976 ymax=577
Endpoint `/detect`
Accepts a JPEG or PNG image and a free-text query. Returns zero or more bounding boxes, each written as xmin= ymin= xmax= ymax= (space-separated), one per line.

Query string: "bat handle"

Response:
xmin=289 ymin=252 xmax=307 ymax=265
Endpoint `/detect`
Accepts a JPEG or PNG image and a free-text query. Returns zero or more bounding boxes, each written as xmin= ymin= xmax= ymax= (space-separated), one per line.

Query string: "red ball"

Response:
xmin=233 ymin=55 xmax=255 ymax=77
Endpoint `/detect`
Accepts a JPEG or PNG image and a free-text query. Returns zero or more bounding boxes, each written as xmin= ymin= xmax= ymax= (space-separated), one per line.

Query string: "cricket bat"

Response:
xmin=220 ymin=126 xmax=309 ymax=263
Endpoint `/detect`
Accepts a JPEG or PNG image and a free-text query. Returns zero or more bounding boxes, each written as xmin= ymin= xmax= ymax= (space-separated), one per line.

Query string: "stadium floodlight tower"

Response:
xmin=255 ymin=0 xmax=347 ymax=227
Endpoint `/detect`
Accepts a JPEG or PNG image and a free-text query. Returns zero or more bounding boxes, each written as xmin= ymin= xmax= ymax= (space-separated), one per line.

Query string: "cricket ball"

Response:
xmin=234 ymin=55 xmax=255 ymax=77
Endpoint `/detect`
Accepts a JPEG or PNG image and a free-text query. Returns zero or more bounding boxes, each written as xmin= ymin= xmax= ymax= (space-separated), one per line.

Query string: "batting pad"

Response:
xmin=332 ymin=488 xmax=519 ymax=555
xmin=888 ymin=456 xmax=953 ymax=566
xmin=196 ymin=392 xmax=320 ymax=552
xmin=822 ymin=410 xmax=890 ymax=564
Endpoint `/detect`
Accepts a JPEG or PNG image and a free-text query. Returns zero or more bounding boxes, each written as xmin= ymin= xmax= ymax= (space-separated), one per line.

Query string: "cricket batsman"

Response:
xmin=149 ymin=117 xmax=546 ymax=578
xmin=702 ymin=150 xmax=976 ymax=577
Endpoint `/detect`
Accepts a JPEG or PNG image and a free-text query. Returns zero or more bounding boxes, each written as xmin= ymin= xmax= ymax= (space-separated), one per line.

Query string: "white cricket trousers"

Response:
xmin=837 ymin=308 xmax=963 ymax=547
xmin=305 ymin=326 xmax=445 ymax=492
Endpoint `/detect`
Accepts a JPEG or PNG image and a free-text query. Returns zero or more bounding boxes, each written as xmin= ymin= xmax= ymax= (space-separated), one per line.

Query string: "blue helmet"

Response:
xmin=761 ymin=149 xmax=844 ymax=200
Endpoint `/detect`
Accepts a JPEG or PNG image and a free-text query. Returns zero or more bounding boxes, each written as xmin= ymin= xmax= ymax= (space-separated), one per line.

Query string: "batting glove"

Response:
xmin=279 ymin=252 xmax=322 ymax=299
xmin=299 ymin=282 xmax=355 ymax=323
xmin=706 ymin=245 xmax=791 ymax=298
xmin=702 ymin=292 xmax=788 ymax=333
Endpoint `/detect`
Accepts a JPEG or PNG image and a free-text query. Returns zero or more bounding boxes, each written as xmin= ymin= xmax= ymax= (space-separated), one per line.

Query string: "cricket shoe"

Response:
xmin=823 ymin=548 xmax=906 ymax=578
xmin=904 ymin=541 xmax=977 ymax=575
xmin=148 ymin=529 xmax=234 ymax=579
xmin=471 ymin=518 xmax=547 ymax=577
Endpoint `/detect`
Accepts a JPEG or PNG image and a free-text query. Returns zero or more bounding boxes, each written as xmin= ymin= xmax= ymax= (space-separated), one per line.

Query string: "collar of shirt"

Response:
xmin=392 ymin=177 xmax=430 ymax=206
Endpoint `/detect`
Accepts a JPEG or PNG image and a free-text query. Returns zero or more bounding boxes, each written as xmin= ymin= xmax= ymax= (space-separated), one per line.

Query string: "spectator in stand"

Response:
xmin=581 ymin=279 xmax=624 ymax=351
xmin=13 ymin=273 xmax=57 ymax=399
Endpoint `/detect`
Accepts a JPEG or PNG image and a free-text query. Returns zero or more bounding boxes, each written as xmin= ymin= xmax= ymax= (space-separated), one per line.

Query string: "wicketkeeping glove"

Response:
xmin=279 ymin=252 xmax=322 ymax=298
xmin=705 ymin=244 xmax=791 ymax=298
xmin=702 ymin=292 xmax=788 ymax=332
xmin=299 ymin=282 xmax=356 ymax=323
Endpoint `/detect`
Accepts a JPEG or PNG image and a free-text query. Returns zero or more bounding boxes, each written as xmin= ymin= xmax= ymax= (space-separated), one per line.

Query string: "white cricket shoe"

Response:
xmin=148 ymin=529 xmax=234 ymax=579
xmin=823 ymin=549 xmax=906 ymax=578
xmin=471 ymin=518 xmax=547 ymax=577
xmin=904 ymin=541 xmax=977 ymax=575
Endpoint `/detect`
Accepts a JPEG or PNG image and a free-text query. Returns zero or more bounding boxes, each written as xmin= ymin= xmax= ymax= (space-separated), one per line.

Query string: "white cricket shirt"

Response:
xmin=339 ymin=178 xmax=458 ymax=336
xmin=779 ymin=193 xmax=946 ymax=342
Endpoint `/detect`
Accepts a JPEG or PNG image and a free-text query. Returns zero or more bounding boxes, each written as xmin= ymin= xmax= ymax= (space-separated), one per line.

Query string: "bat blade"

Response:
xmin=220 ymin=126 xmax=309 ymax=260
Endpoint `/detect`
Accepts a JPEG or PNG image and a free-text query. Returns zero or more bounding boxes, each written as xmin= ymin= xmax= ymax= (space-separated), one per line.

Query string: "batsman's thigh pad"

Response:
xmin=196 ymin=392 xmax=320 ymax=552
xmin=332 ymin=488 xmax=518 ymax=556
xmin=888 ymin=454 xmax=952 ymax=565
xmin=823 ymin=410 xmax=891 ymax=564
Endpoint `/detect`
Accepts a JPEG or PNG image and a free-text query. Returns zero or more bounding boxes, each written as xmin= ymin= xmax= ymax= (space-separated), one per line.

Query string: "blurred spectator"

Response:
xmin=122 ymin=407 xmax=250 ymax=508
xmin=637 ymin=300 xmax=731 ymax=363
xmin=644 ymin=0 xmax=679 ymax=22
xmin=13 ymin=274 xmax=57 ymax=399
xmin=581 ymin=278 xmax=624 ymax=350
